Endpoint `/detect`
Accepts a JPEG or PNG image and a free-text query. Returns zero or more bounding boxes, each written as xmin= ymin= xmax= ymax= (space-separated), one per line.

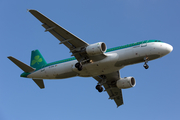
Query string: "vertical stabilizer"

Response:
xmin=30 ymin=50 xmax=47 ymax=68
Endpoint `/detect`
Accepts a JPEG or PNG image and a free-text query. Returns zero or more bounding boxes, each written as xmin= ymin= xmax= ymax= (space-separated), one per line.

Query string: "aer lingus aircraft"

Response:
xmin=8 ymin=10 xmax=173 ymax=107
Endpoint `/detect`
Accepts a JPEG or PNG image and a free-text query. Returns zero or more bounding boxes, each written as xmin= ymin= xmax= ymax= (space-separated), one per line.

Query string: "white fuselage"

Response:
xmin=27 ymin=42 xmax=173 ymax=79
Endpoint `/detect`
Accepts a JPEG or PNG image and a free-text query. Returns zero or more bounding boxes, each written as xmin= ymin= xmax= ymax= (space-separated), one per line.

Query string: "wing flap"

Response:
xmin=42 ymin=23 xmax=65 ymax=41
xmin=104 ymin=84 xmax=123 ymax=107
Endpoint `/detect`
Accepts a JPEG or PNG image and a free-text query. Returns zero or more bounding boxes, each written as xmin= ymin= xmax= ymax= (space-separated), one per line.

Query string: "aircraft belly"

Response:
xmin=115 ymin=48 xmax=135 ymax=66
xmin=28 ymin=61 xmax=78 ymax=79
xmin=46 ymin=62 xmax=77 ymax=79
xmin=115 ymin=55 xmax=160 ymax=67
xmin=45 ymin=65 xmax=58 ymax=79
xmin=80 ymin=53 xmax=120 ymax=76
xmin=55 ymin=62 xmax=77 ymax=79
xmin=27 ymin=69 xmax=46 ymax=79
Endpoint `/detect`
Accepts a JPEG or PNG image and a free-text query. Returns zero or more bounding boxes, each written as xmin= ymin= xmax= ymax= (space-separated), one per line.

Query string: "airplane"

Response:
xmin=8 ymin=9 xmax=173 ymax=107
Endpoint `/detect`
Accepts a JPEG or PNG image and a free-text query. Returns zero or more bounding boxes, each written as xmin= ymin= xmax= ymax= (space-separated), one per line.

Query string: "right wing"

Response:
xmin=29 ymin=9 xmax=89 ymax=61
xmin=93 ymin=71 xmax=124 ymax=107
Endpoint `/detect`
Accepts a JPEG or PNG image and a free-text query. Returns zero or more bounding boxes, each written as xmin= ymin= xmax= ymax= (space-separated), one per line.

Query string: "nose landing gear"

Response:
xmin=143 ymin=57 xmax=149 ymax=69
xmin=143 ymin=63 xmax=149 ymax=69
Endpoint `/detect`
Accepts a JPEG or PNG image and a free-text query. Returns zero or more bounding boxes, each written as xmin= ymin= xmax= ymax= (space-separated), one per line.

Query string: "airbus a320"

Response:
xmin=8 ymin=10 xmax=173 ymax=107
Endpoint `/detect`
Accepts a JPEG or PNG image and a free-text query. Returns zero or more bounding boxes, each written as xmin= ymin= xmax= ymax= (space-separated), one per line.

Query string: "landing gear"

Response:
xmin=143 ymin=57 xmax=149 ymax=69
xmin=95 ymin=75 xmax=106 ymax=93
xmin=96 ymin=85 xmax=103 ymax=92
xmin=75 ymin=58 xmax=91 ymax=71
xmin=75 ymin=62 xmax=82 ymax=71
xmin=143 ymin=63 xmax=149 ymax=69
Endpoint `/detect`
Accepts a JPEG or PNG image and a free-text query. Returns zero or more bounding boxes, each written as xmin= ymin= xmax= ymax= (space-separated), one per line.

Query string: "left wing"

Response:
xmin=29 ymin=9 xmax=89 ymax=61
xmin=93 ymin=71 xmax=124 ymax=107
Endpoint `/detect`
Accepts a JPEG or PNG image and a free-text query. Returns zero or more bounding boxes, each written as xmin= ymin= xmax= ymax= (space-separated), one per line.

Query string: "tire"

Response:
xmin=75 ymin=63 xmax=80 ymax=68
xmin=96 ymin=85 xmax=101 ymax=90
xmin=78 ymin=67 xmax=82 ymax=71
xmin=143 ymin=64 xmax=149 ymax=69
xmin=145 ymin=65 xmax=149 ymax=69
xmin=96 ymin=85 xmax=103 ymax=92
xmin=98 ymin=87 xmax=103 ymax=92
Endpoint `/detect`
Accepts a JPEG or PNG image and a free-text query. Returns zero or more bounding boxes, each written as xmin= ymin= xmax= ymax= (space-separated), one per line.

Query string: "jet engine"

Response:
xmin=85 ymin=42 xmax=107 ymax=56
xmin=116 ymin=77 xmax=136 ymax=89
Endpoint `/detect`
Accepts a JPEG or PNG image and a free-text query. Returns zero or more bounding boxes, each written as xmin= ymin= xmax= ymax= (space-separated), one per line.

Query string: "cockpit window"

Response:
xmin=153 ymin=40 xmax=162 ymax=42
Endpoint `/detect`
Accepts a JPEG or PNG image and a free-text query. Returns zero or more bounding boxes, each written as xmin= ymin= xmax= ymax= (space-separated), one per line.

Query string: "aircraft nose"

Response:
xmin=166 ymin=44 xmax=173 ymax=53
xmin=159 ymin=43 xmax=173 ymax=56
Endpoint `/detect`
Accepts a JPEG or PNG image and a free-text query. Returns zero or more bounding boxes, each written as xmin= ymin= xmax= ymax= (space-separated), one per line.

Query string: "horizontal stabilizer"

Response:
xmin=33 ymin=79 xmax=45 ymax=89
xmin=8 ymin=56 xmax=35 ymax=73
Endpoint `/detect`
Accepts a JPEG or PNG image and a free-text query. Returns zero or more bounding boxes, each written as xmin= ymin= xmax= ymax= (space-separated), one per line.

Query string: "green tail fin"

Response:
xmin=30 ymin=50 xmax=47 ymax=68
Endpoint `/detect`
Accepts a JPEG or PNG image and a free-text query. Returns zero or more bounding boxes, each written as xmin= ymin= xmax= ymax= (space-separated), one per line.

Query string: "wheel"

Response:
xmin=96 ymin=85 xmax=103 ymax=92
xmin=75 ymin=63 xmax=80 ymax=68
xmin=98 ymin=87 xmax=103 ymax=92
xmin=78 ymin=66 xmax=83 ymax=71
xmin=145 ymin=65 xmax=149 ymax=69
xmin=96 ymin=85 xmax=101 ymax=90
xmin=143 ymin=64 xmax=149 ymax=69
xmin=75 ymin=62 xmax=83 ymax=71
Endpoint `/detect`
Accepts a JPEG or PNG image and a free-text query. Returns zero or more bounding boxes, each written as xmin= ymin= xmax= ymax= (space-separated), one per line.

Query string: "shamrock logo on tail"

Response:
xmin=31 ymin=55 xmax=42 ymax=65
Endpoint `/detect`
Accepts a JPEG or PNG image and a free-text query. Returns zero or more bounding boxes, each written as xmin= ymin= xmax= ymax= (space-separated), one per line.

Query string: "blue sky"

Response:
xmin=0 ymin=0 xmax=179 ymax=120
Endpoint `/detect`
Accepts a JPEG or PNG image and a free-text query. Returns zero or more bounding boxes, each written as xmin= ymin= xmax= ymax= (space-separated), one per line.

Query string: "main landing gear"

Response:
xmin=143 ymin=57 xmax=149 ymax=69
xmin=75 ymin=58 xmax=91 ymax=71
xmin=75 ymin=62 xmax=82 ymax=71
xmin=96 ymin=85 xmax=103 ymax=92
xmin=95 ymin=75 xmax=106 ymax=93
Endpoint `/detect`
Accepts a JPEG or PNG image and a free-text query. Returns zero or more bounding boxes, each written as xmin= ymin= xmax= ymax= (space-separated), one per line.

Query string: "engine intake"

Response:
xmin=86 ymin=42 xmax=107 ymax=56
xmin=116 ymin=77 xmax=136 ymax=89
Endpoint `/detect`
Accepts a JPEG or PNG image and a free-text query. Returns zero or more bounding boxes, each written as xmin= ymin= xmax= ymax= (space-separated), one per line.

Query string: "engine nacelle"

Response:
xmin=116 ymin=77 xmax=136 ymax=89
xmin=86 ymin=42 xmax=107 ymax=56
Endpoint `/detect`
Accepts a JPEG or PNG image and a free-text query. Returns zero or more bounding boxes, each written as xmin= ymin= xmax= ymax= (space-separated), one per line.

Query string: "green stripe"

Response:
xmin=106 ymin=40 xmax=161 ymax=52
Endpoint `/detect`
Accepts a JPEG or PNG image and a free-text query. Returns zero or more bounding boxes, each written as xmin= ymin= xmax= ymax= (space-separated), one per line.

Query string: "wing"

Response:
xmin=29 ymin=9 xmax=89 ymax=61
xmin=93 ymin=71 xmax=124 ymax=107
